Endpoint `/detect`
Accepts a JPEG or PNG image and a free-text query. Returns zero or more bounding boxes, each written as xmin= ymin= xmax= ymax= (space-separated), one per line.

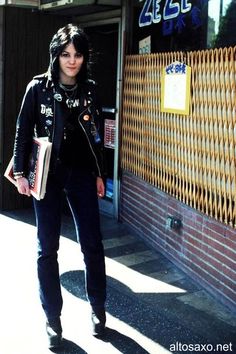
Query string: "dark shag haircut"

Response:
xmin=48 ymin=23 xmax=91 ymax=83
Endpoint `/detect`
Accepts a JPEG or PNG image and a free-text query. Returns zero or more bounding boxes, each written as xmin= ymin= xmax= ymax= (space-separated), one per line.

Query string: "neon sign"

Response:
xmin=139 ymin=0 xmax=193 ymax=27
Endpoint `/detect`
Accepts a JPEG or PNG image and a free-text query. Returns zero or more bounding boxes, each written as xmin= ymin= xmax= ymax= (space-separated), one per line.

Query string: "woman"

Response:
xmin=13 ymin=24 xmax=106 ymax=348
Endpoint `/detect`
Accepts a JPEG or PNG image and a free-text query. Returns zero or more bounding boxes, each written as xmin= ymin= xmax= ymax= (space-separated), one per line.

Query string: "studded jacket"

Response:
xmin=13 ymin=73 xmax=104 ymax=177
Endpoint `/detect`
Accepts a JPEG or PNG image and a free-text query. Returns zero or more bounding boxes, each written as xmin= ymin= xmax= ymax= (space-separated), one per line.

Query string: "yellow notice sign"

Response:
xmin=161 ymin=61 xmax=191 ymax=115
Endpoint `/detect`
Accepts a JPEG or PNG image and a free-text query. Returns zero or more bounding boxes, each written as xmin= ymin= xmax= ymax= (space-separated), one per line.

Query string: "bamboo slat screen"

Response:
xmin=121 ymin=47 xmax=236 ymax=228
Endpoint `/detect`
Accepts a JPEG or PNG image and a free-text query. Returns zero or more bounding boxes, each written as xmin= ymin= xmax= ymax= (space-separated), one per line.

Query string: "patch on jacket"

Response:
xmin=41 ymin=104 xmax=53 ymax=118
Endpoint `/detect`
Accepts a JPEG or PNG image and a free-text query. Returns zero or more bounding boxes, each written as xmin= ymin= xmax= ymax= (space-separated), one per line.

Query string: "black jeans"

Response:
xmin=33 ymin=164 xmax=106 ymax=320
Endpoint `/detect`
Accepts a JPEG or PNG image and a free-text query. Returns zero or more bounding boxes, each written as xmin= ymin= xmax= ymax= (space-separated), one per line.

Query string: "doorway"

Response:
xmin=84 ymin=22 xmax=121 ymax=218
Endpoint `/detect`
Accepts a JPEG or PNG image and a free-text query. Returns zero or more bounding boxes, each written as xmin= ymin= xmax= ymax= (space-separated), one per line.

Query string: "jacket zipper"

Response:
xmin=78 ymin=106 xmax=102 ymax=177
xmin=51 ymin=93 xmax=56 ymax=144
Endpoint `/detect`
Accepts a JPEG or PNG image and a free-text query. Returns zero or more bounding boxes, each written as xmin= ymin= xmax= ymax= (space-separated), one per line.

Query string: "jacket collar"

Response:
xmin=33 ymin=71 xmax=93 ymax=93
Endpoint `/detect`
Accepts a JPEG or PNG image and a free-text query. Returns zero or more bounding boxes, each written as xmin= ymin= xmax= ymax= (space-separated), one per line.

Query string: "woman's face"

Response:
xmin=59 ymin=43 xmax=84 ymax=84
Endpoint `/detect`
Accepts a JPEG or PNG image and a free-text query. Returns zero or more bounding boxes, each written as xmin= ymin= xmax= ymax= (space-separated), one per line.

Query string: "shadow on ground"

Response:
xmin=49 ymin=339 xmax=86 ymax=354
xmin=60 ymin=270 xmax=236 ymax=354
xmin=3 ymin=209 xmax=236 ymax=353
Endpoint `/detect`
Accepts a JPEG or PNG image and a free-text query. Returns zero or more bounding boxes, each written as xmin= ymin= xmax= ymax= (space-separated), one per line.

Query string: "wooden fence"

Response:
xmin=121 ymin=47 xmax=236 ymax=228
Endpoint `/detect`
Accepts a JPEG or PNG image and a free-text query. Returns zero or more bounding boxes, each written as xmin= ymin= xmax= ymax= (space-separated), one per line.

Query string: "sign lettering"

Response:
xmin=139 ymin=0 xmax=192 ymax=27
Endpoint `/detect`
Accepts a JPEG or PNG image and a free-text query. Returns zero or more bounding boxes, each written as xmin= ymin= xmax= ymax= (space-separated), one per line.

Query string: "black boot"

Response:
xmin=46 ymin=317 xmax=63 ymax=349
xmin=91 ymin=307 xmax=106 ymax=337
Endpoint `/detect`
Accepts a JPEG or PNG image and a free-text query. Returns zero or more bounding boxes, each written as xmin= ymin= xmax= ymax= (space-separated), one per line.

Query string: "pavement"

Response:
xmin=0 ymin=207 xmax=235 ymax=354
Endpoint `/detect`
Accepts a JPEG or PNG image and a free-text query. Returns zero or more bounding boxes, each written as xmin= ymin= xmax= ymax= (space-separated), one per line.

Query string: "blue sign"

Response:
xmin=138 ymin=0 xmax=203 ymax=37
xmin=139 ymin=0 xmax=193 ymax=27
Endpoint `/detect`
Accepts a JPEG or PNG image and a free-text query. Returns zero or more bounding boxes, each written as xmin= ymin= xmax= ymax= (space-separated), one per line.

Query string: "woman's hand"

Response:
xmin=16 ymin=177 xmax=31 ymax=197
xmin=96 ymin=177 xmax=105 ymax=198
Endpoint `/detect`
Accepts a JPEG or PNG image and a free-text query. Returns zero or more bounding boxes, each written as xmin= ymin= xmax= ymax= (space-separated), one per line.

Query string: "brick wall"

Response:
xmin=120 ymin=171 xmax=236 ymax=312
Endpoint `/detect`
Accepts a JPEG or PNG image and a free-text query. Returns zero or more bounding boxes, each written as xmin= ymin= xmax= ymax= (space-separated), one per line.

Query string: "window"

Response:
xmin=131 ymin=0 xmax=236 ymax=53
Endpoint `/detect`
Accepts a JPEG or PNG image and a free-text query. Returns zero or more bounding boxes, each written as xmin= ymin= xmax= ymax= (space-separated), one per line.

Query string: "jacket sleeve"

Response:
xmin=89 ymin=82 xmax=107 ymax=178
xmin=13 ymin=80 xmax=37 ymax=176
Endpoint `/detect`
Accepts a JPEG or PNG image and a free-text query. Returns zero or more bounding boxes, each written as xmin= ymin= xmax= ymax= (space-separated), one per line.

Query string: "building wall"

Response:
xmin=120 ymin=170 xmax=236 ymax=312
xmin=1 ymin=7 xmax=68 ymax=210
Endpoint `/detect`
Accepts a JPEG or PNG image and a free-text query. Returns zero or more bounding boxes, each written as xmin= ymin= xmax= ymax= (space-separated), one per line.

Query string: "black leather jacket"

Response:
xmin=13 ymin=73 xmax=104 ymax=177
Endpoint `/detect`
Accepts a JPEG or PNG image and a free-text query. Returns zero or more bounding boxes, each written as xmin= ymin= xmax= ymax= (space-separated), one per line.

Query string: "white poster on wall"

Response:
xmin=139 ymin=36 xmax=151 ymax=54
xmin=161 ymin=61 xmax=191 ymax=115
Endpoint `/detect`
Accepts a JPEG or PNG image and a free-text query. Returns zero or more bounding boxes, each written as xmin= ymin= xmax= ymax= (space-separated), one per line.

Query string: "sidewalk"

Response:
xmin=0 ymin=208 xmax=235 ymax=354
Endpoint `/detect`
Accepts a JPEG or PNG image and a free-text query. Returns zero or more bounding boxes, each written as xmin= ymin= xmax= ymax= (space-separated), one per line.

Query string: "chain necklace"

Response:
xmin=59 ymin=82 xmax=78 ymax=92
xmin=59 ymin=82 xmax=79 ymax=109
